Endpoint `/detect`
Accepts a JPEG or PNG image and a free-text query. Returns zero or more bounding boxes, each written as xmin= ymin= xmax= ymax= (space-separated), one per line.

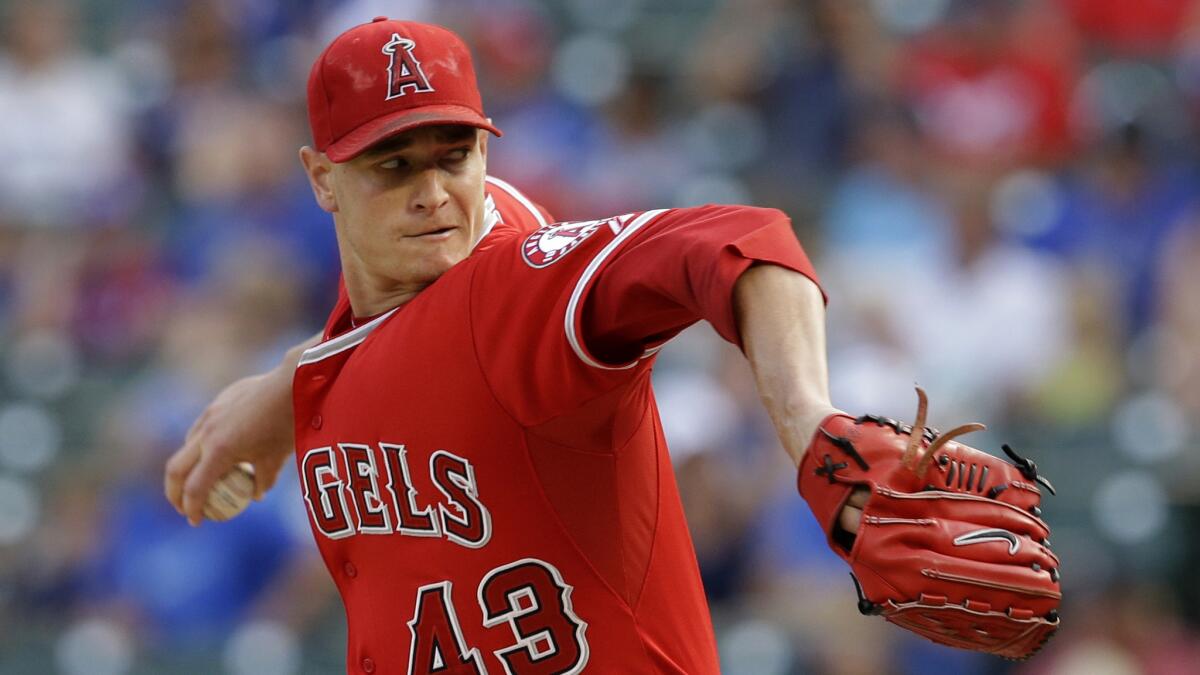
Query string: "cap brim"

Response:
xmin=325 ymin=104 xmax=503 ymax=163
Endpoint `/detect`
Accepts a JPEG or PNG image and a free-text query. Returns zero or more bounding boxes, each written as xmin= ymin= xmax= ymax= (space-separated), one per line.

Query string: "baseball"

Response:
xmin=203 ymin=462 xmax=255 ymax=521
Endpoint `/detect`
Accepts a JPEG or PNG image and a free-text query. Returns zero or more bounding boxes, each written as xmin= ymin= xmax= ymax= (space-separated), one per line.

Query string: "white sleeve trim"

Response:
xmin=564 ymin=209 xmax=670 ymax=370
xmin=485 ymin=175 xmax=548 ymax=228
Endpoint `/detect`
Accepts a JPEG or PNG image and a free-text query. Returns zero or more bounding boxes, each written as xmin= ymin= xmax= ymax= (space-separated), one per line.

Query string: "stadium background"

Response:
xmin=1 ymin=0 xmax=1198 ymax=672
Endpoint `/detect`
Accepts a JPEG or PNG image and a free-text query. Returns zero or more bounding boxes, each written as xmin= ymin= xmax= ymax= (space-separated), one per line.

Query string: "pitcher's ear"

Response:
xmin=299 ymin=146 xmax=338 ymax=213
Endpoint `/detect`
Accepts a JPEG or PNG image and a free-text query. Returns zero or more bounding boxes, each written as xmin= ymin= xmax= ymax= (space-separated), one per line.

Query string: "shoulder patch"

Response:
xmin=521 ymin=215 xmax=633 ymax=269
xmin=521 ymin=220 xmax=602 ymax=268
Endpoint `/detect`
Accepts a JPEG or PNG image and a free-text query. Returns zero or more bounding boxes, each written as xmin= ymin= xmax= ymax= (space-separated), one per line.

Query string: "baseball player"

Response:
xmin=164 ymin=18 xmax=1061 ymax=674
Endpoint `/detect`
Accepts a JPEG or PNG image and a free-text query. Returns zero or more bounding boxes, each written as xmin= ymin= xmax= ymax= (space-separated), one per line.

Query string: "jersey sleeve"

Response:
xmin=576 ymin=204 xmax=823 ymax=365
xmin=469 ymin=204 xmax=823 ymax=427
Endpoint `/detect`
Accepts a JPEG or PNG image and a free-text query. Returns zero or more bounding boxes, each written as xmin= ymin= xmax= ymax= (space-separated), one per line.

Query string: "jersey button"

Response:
xmin=311 ymin=414 xmax=323 ymax=429
xmin=362 ymin=657 xmax=376 ymax=673
xmin=344 ymin=562 xmax=357 ymax=578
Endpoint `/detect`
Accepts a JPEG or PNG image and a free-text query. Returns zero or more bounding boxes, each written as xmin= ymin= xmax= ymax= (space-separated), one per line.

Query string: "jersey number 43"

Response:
xmin=407 ymin=557 xmax=589 ymax=675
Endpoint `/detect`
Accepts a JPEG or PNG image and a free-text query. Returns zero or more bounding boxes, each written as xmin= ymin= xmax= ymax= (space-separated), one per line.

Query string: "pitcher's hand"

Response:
xmin=165 ymin=370 xmax=295 ymax=525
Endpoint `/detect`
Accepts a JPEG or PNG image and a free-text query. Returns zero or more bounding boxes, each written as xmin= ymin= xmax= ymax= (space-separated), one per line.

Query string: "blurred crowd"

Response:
xmin=0 ymin=0 xmax=1197 ymax=673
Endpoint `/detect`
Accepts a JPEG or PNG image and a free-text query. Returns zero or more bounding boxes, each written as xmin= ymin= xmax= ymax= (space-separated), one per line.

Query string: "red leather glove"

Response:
xmin=798 ymin=387 xmax=1061 ymax=659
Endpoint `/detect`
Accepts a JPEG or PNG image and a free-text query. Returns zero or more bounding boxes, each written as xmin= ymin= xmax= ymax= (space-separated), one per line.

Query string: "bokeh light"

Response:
xmin=223 ymin=620 xmax=302 ymax=675
xmin=0 ymin=475 xmax=38 ymax=544
xmin=54 ymin=619 xmax=133 ymax=675
xmin=0 ymin=402 xmax=61 ymax=473
xmin=1093 ymin=470 xmax=1170 ymax=544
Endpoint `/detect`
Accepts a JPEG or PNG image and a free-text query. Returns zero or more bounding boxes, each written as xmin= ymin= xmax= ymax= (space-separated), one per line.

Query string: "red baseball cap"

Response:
xmin=307 ymin=17 xmax=501 ymax=163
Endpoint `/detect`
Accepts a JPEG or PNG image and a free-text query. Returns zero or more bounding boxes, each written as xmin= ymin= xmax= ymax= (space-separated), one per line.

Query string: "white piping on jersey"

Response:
xmin=485 ymin=175 xmax=548 ymax=228
xmin=564 ymin=209 xmax=669 ymax=370
xmin=297 ymin=180 xmax=561 ymax=369
xmin=300 ymin=190 xmax=502 ymax=369
xmin=472 ymin=194 xmax=500 ymax=249
xmin=298 ymin=308 xmax=399 ymax=367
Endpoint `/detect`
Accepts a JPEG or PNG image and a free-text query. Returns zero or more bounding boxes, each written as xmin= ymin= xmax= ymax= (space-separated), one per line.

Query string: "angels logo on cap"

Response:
xmin=382 ymin=34 xmax=434 ymax=99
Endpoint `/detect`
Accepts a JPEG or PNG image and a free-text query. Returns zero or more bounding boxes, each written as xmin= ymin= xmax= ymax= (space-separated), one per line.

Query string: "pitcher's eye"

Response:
xmin=379 ymin=157 xmax=408 ymax=170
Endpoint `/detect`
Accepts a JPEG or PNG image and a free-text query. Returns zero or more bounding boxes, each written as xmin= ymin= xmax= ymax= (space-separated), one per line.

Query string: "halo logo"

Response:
xmin=382 ymin=34 xmax=434 ymax=99
xmin=521 ymin=221 xmax=604 ymax=268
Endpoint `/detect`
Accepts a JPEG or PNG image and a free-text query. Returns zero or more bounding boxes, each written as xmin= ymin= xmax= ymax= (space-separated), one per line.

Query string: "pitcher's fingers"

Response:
xmin=166 ymin=409 xmax=211 ymax=513
xmin=253 ymin=455 xmax=286 ymax=501
xmin=181 ymin=448 xmax=233 ymax=526
xmin=847 ymin=487 xmax=870 ymax=508
xmin=183 ymin=407 xmax=209 ymax=443
xmin=839 ymin=504 xmax=864 ymax=534
xmin=164 ymin=440 xmax=202 ymax=515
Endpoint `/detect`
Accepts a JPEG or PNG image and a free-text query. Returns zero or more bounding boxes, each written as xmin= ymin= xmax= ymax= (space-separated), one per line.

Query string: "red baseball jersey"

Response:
xmin=292 ymin=176 xmax=821 ymax=674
